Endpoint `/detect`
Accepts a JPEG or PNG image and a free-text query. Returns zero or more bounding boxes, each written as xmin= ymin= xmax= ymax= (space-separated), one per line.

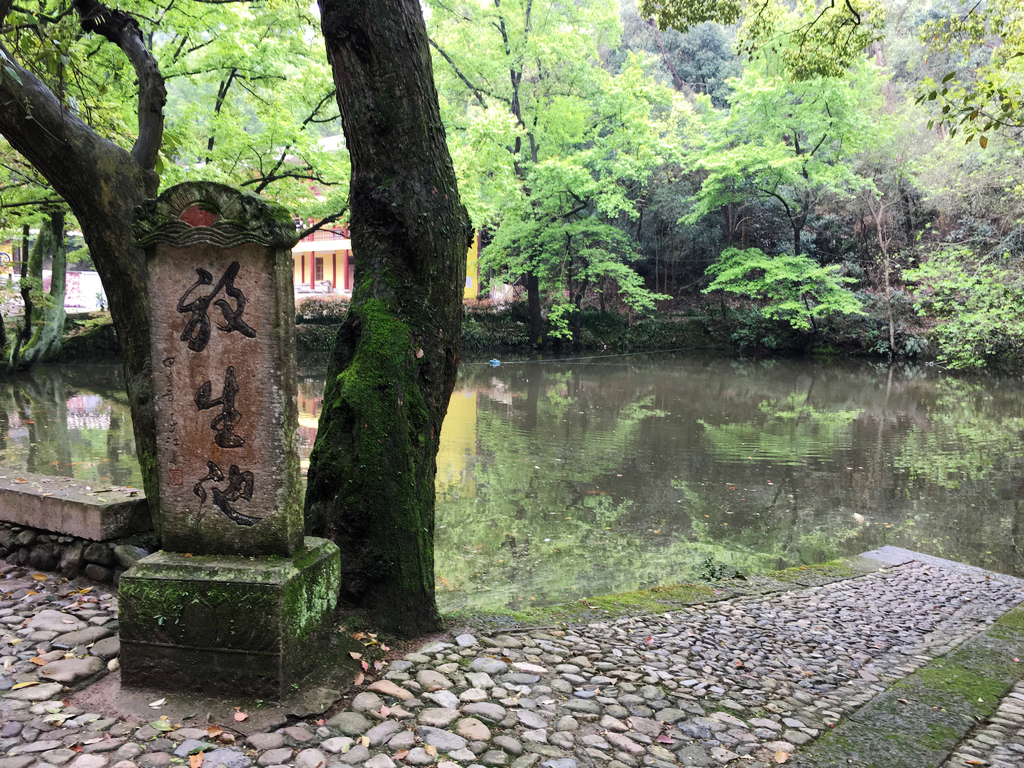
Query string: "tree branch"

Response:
xmin=71 ymin=0 xmax=165 ymax=170
xmin=296 ymin=207 xmax=350 ymax=240
xmin=428 ymin=38 xmax=489 ymax=109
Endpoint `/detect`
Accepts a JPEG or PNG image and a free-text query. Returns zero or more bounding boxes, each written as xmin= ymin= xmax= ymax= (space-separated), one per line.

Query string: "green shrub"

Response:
xmin=296 ymin=295 xmax=350 ymax=325
xmin=905 ymin=246 xmax=1024 ymax=369
xmin=620 ymin=318 xmax=717 ymax=352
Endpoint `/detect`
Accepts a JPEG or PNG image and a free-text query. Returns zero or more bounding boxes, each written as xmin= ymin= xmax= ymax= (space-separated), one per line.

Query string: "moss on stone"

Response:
xmin=448 ymin=583 xmax=720 ymax=627
xmin=768 ymin=560 xmax=858 ymax=583
xmin=996 ymin=606 xmax=1024 ymax=631
xmin=924 ymin=723 xmax=958 ymax=748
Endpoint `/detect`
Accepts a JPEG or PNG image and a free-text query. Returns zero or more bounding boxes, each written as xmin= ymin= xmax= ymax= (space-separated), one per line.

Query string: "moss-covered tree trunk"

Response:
xmin=12 ymin=212 xmax=68 ymax=369
xmin=306 ymin=0 xmax=472 ymax=635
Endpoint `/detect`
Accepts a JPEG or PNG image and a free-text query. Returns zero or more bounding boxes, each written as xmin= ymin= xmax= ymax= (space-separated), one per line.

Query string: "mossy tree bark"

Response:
xmin=306 ymin=0 xmax=472 ymax=635
xmin=10 ymin=211 xmax=68 ymax=369
xmin=0 ymin=0 xmax=165 ymax=503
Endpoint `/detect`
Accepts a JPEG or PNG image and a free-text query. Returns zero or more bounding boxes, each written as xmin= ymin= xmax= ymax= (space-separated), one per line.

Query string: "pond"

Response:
xmin=3 ymin=356 xmax=1024 ymax=614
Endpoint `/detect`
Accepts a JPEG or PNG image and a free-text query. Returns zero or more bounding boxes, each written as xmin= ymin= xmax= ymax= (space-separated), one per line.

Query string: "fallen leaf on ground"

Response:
xmin=775 ymin=752 xmax=789 ymax=764
xmin=373 ymin=661 xmax=385 ymax=671
xmin=30 ymin=657 xmax=46 ymax=666
xmin=11 ymin=682 xmax=38 ymax=689
xmin=233 ymin=712 xmax=248 ymax=722
xmin=190 ymin=752 xmax=204 ymax=768
xmin=360 ymin=660 xmax=368 ymax=672
xmin=379 ymin=706 xmax=390 ymax=717
xmin=31 ymin=574 xmax=46 ymax=581
xmin=206 ymin=726 xmax=223 ymax=738
xmin=424 ymin=745 xmax=437 ymax=757
xmin=149 ymin=720 xmax=174 ymax=732
xmin=149 ymin=698 xmax=166 ymax=708
xmin=359 ymin=736 xmax=370 ymax=748
xmin=353 ymin=672 xmax=364 ymax=686
xmin=393 ymin=750 xmax=408 ymax=760
xmin=656 ymin=734 xmax=673 ymax=744
xmin=349 ymin=652 xmax=362 ymax=660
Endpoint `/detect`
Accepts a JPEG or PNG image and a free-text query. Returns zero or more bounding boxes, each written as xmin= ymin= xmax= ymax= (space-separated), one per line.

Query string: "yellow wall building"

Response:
xmin=291 ymin=229 xmax=480 ymax=299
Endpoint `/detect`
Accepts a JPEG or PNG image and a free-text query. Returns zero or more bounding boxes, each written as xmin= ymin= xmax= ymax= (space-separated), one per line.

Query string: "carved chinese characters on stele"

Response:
xmin=139 ymin=183 xmax=302 ymax=557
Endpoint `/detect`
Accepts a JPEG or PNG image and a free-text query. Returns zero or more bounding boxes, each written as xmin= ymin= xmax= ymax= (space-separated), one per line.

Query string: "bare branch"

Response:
xmin=428 ymin=38 xmax=490 ymax=109
xmin=296 ymin=206 xmax=350 ymax=240
xmin=71 ymin=0 xmax=166 ymax=170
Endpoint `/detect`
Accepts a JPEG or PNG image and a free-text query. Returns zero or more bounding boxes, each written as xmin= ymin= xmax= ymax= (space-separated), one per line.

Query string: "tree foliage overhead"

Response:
xmin=639 ymin=0 xmax=885 ymax=80
xmin=916 ymin=0 xmax=1024 ymax=145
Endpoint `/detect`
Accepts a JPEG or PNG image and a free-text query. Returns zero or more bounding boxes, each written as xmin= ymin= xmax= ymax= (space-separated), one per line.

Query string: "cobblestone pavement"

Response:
xmin=1 ymin=559 xmax=1023 ymax=768
xmin=942 ymin=680 xmax=1024 ymax=768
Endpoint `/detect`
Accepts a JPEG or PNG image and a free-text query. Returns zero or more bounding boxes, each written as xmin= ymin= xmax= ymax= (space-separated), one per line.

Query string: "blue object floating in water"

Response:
xmin=489 ymin=359 xmax=501 ymax=367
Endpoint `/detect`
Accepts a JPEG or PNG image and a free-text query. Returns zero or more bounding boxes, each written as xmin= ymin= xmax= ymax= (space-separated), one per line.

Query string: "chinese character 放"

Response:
xmin=177 ymin=261 xmax=256 ymax=353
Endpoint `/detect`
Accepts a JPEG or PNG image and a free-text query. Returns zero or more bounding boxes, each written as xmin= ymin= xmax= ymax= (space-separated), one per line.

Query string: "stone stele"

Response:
xmin=138 ymin=181 xmax=302 ymax=557
xmin=124 ymin=182 xmax=340 ymax=698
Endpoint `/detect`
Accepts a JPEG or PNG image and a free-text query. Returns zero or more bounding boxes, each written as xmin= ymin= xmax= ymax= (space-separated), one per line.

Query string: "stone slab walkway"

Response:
xmin=1 ymin=549 xmax=1024 ymax=768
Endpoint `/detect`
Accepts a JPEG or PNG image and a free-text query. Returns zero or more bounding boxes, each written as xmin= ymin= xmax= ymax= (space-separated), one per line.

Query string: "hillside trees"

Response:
xmin=428 ymin=0 xmax=681 ymax=343
xmin=687 ymin=52 xmax=885 ymax=258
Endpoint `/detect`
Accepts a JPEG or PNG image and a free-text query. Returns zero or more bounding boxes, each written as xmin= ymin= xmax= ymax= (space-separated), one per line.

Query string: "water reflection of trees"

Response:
xmin=5 ymin=359 xmax=1024 ymax=609
xmin=437 ymin=357 xmax=1024 ymax=612
xmin=0 ymin=366 xmax=138 ymax=486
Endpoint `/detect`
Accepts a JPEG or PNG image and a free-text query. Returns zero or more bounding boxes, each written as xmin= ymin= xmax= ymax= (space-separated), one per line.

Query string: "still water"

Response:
xmin=3 ymin=357 xmax=1024 ymax=613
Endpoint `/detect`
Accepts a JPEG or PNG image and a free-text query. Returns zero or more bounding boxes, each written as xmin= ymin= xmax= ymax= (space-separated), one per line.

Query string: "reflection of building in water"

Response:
xmin=294 ymin=382 xmax=480 ymax=494
xmin=436 ymin=388 xmax=477 ymax=496
xmin=296 ymin=389 xmax=323 ymax=475
xmin=66 ymin=395 xmax=111 ymax=431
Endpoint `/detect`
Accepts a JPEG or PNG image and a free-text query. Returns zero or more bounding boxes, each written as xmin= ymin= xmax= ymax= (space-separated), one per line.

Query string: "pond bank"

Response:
xmin=1 ymin=547 xmax=1022 ymax=768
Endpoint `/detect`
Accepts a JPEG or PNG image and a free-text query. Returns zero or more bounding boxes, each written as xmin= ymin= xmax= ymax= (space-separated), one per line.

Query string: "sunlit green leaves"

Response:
xmin=915 ymin=0 xmax=1024 ymax=144
xmin=703 ymin=247 xmax=865 ymax=331
xmin=905 ymin=246 xmax=1024 ymax=369
xmin=639 ymin=0 xmax=884 ymax=81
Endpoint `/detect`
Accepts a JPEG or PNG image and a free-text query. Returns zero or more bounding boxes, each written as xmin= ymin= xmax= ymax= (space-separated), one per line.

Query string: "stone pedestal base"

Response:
xmin=118 ymin=537 xmax=340 ymax=699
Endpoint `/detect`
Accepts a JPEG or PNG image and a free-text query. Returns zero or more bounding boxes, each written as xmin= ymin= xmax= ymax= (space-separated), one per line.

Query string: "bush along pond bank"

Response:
xmin=293 ymin=296 xmax=936 ymax=363
xmin=37 ymin=295 xmax=1024 ymax=371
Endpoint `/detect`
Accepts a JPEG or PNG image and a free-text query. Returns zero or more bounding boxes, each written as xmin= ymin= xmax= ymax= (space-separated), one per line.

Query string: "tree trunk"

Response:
xmin=0 ymin=2 xmax=166 ymax=509
xmin=526 ymin=271 xmax=542 ymax=346
xmin=306 ymin=0 xmax=472 ymax=635
xmin=13 ymin=224 xmax=32 ymax=363
xmin=14 ymin=212 xmax=69 ymax=369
